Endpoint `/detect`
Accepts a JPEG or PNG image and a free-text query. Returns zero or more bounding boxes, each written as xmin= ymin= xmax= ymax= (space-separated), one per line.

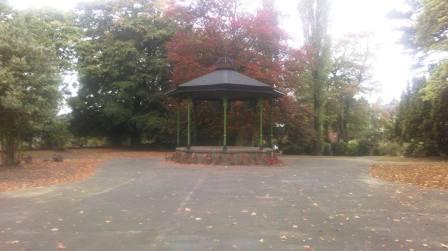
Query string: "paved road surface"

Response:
xmin=1 ymin=157 xmax=447 ymax=250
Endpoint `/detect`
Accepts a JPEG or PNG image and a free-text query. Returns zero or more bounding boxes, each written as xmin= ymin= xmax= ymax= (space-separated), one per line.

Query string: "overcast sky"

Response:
xmin=10 ymin=0 xmax=413 ymax=103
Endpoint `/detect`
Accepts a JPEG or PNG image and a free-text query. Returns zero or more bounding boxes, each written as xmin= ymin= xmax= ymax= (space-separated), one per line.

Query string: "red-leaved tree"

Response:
xmin=166 ymin=0 xmax=313 ymax=148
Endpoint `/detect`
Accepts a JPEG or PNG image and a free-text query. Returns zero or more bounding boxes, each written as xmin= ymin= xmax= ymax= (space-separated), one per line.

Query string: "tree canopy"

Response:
xmin=417 ymin=0 xmax=448 ymax=50
xmin=1 ymin=0 xmax=447 ymax=165
xmin=166 ymin=0 xmax=306 ymax=147
xmin=393 ymin=0 xmax=448 ymax=156
xmin=0 ymin=6 xmax=69 ymax=164
xmin=69 ymin=0 xmax=173 ymax=146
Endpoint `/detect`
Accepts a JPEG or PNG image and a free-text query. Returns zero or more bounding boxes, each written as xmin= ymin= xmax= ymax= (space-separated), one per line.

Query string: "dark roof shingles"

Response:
xmin=180 ymin=69 xmax=270 ymax=87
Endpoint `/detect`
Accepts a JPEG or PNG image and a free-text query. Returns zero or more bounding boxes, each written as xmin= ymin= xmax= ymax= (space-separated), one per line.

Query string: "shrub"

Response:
xmin=404 ymin=141 xmax=439 ymax=157
xmin=404 ymin=142 xmax=425 ymax=157
xmin=323 ymin=143 xmax=332 ymax=156
xmin=42 ymin=119 xmax=72 ymax=150
xmin=331 ymin=139 xmax=373 ymax=156
xmin=332 ymin=142 xmax=347 ymax=156
xmin=281 ymin=144 xmax=311 ymax=155
xmin=375 ymin=142 xmax=402 ymax=156
xmin=356 ymin=139 xmax=372 ymax=156
xmin=345 ymin=140 xmax=359 ymax=156
xmin=424 ymin=142 xmax=440 ymax=156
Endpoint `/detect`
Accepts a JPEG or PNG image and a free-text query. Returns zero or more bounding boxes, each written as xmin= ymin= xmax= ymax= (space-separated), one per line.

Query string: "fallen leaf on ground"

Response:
xmin=5 ymin=240 xmax=20 ymax=244
xmin=57 ymin=242 xmax=66 ymax=249
xmin=0 ymin=149 xmax=167 ymax=192
xmin=370 ymin=163 xmax=448 ymax=190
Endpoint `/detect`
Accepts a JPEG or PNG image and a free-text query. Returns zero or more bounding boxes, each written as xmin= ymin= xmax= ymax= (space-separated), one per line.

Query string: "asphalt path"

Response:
xmin=1 ymin=157 xmax=447 ymax=250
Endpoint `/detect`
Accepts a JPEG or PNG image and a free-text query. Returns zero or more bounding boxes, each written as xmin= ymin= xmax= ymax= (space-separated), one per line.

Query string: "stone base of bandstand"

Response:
xmin=169 ymin=146 xmax=280 ymax=166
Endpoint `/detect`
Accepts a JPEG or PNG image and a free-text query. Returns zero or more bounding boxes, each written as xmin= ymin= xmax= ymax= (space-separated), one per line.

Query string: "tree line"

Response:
xmin=0 ymin=0 xmax=446 ymax=166
xmin=392 ymin=0 xmax=448 ymax=157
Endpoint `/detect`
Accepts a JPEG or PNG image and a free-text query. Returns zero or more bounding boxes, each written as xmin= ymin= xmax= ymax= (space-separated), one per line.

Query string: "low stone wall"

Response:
xmin=169 ymin=150 xmax=280 ymax=166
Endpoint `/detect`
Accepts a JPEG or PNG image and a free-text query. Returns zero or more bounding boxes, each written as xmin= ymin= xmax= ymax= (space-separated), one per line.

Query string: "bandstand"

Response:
xmin=166 ymin=58 xmax=284 ymax=165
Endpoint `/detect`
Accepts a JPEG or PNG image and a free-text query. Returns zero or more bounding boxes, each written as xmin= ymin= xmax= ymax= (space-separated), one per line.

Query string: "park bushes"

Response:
xmin=327 ymin=140 xmax=373 ymax=156
xmin=284 ymin=140 xmax=442 ymax=157
xmin=403 ymin=141 xmax=440 ymax=157
xmin=374 ymin=141 xmax=402 ymax=156
xmin=41 ymin=119 xmax=72 ymax=150
xmin=281 ymin=144 xmax=313 ymax=155
xmin=283 ymin=140 xmax=404 ymax=157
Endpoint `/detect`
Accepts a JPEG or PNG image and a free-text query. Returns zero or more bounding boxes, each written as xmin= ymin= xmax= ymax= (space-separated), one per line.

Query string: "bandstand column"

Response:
xmin=192 ymin=99 xmax=197 ymax=145
xmin=176 ymin=100 xmax=180 ymax=147
xmin=269 ymin=98 xmax=273 ymax=147
xmin=223 ymin=97 xmax=228 ymax=151
xmin=258 ymin=97 xmax=263 ymax=149
xmin=187 ymin=98 xmax=192 ymax=150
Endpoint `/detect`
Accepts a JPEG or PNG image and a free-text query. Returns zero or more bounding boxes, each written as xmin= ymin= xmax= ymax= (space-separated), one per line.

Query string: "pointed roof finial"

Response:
xmin=215 ymin=56 xmax=235 ymax=70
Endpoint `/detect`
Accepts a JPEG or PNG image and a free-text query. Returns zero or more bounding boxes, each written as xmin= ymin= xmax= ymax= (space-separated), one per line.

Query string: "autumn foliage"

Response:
xmin=166 ymin=0 xmax=288 ymax=85
xmin=165 ymin=0 xmax=313 ymax=147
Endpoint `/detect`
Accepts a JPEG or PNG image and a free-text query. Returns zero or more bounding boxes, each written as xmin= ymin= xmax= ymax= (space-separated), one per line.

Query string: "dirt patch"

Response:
xmin=370 ymin=162 xmax=448 ymax=190
xmin=0 ymin=149 xmax=169 ymax=192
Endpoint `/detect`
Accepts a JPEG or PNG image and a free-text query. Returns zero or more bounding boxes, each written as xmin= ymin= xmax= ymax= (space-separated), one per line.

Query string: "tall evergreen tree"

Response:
xmin=394 ymin=0 xmax=448 ymax=156
xmin=298 ymin=0 xmax=332 ymax=154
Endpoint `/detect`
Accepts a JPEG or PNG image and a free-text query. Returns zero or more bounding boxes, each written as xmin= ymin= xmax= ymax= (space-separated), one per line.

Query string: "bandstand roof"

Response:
xmin=166 ymin=68 xmax=284 ymax=100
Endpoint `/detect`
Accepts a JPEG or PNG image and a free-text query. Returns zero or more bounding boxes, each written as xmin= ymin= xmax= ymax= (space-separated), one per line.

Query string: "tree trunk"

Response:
xmin=337 ymin=107 xmax=348 ymax=143
xmin=313 ymin=70 xmax=323 ymax=155
xmin=130 ymin=130 xmax=142 ymax=146
xmin=1 ymin=134 xmax=20 ymax=167
xmin=108 ymin=134 xmax=124 ymax=147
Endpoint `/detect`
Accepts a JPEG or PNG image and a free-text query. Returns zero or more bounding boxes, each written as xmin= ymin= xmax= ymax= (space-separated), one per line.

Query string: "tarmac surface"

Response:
xmin=1 ymin=156 xmax=447 ymax=250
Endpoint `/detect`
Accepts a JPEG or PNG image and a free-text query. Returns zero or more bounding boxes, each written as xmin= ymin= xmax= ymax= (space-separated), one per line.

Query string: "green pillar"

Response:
xmin=258 ymin=98 xmax=263 ymax=148
xmin=187 ymin=98 xmax=191 ymax=150
xmin=176 ymin=101 xmax=180 ymax=147
xmin=269 ymin=99 xmax=273 ymax=147
xmin=192 ymin=100 xmax=197 ymax=145
xmin=223 ymin=97 xmax=228 ymax=151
